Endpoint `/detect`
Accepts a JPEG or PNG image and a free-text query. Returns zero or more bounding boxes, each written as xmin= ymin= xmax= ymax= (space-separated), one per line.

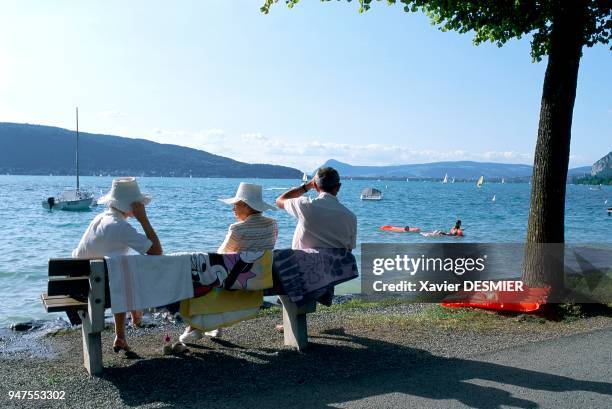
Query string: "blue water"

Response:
xmin=0 ymin=175 xmax=610 ymax=327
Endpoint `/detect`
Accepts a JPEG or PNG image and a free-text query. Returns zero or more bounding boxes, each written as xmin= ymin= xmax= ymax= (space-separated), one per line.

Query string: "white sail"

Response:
xmin=442 ymin=173 xmax=448 ymax=184
xmin=302 ymin=173 xmax=308 ymax=182
xmin=501 ymin=178 xmax=505 ymax=184
xmin=492 ymin=195 xmax=496 ymax=202
xmin=42 ymin=108 xmax=94 ymax=211
xmin=451 ymin=177 xmax=455 ymax=183
xmin=477 ymin=175 xmax=484 ymax=188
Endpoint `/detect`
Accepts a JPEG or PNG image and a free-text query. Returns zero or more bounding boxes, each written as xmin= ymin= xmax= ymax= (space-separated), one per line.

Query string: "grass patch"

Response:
xmin=257 ymin=306 xmax=282 ymax=317
xmin=348 ymin=305 xmax=508 ymax=332
xmin=410 ymin=305 xmax=506 ymax=331
xmin=318 ymin=297 xmax=410 ymax=313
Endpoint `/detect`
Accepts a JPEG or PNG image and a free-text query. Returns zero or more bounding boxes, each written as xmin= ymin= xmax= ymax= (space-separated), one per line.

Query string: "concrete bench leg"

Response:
xmin=78 ymin=260 xmax=106 ymax=376
xmin=279 ymin=296 xmax=316 ymax=351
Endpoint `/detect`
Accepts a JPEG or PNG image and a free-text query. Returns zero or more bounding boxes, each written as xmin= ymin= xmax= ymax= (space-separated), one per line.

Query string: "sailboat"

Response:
xmin=476 ymin=175 xmax=484 ymax=188
xmin=492 ymin=195 xmax=496 ymax=202
xmin=442 ymin=173 xmax=448 ymax=184
xmin=42 ymin=108 xmax=95 ymax=211
xmin=501 ymin=178 xmax=505 ymax=184
xmin=302 ymin=172 xmax=308 ymax=182
xmin=451 ymin=177 xmax=455 ymax=184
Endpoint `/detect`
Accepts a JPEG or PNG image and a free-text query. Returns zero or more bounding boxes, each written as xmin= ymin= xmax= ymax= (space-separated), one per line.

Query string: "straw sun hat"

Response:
xmin=97 ymin=177 xmax=152 ymax=213
xmin=220 ymin=182 xmax=275 ymax=212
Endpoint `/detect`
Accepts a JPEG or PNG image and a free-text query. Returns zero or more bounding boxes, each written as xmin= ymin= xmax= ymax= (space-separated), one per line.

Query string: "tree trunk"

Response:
xmin=523 ymin=0 xmax=587 ymax=295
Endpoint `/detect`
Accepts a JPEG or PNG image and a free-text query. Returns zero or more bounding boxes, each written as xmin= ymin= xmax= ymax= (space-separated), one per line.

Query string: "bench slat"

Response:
xmin=41 ymin=293 xmax=88 ymax=312
xmin=48 ymin=276 xmax=89 ymax=297
xmin=48 ymin=258 xmax=101 ymax=277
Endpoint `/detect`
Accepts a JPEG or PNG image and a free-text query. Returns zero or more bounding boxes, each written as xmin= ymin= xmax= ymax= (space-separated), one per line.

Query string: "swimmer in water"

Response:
xmin=427 ymin=220 xmax=463 ymax=236
xmin=448 ymin=219 xmax=463 ymax=236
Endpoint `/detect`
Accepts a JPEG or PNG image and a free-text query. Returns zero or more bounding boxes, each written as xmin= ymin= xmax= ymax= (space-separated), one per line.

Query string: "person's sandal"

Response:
xmin=113 ymin=338 xmax=139 ymax=359
xmin=113 ymin=337 xmax=130 ymax=353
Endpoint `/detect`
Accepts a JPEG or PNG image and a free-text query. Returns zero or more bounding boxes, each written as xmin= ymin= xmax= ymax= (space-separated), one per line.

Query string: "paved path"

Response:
xmin=251 ymin=328 xmax=612 ymax=408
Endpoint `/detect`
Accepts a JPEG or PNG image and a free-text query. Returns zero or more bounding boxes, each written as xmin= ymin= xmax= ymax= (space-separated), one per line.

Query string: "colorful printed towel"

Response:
xmin=106 ymin=254 xmax=194 ymax=314
xmin=184 ymin=307 xmax=261 ymax=332
xmin=185 ymin=250 xmax=273 ymax=296
xmin=269 ymin=248 xmax=358 ymax=305
xmin=181 ymin=289 xmax=263 ymax=316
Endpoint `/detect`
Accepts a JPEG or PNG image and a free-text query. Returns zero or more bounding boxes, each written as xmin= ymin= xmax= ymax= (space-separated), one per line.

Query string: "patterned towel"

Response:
xmin=186 ymin=250 xmax=273 ymax=296
xmin=269 ymin=248 xmax=359 ymax=305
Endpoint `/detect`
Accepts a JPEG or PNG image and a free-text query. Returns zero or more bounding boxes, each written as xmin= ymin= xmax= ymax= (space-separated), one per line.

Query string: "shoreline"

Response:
xmin=1 ymin=299 xmax=611 ymax=408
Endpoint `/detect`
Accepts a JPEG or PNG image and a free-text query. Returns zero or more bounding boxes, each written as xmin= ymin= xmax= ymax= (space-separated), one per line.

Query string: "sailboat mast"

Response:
xmin=76 ymin=107 xmax=79 ymax=191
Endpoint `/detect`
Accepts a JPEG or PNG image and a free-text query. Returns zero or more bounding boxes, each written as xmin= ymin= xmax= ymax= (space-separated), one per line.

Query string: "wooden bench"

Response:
xmin=41 ymin=258 xmax=318 ymax=375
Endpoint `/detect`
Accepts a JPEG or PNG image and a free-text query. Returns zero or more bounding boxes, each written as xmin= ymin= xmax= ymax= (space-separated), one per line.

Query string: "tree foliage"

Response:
xmin=261 ymin=0 xmax=611 ymax=61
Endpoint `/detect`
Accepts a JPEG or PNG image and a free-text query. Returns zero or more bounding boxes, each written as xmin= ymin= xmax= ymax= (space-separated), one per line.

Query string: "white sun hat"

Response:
xmin=97 ymin=177 xmax=152 ymax=213
xmin=220 ymin=182 xmax=276 ymax=212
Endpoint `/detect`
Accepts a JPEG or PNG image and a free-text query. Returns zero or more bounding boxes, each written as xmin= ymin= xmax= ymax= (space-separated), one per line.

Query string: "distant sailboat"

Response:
xmin=442 ymin=173 xmax=448 ymax=184
xmin=42 ymin=108 xmax=95 ymax=211
xmin=492 ymin=195 xmax=496 ymax=202
xmin=476 ymin=175 xmax=484 ymax=188
xmin=501 ymin=178 xmax=505 ymax=184
xmin=302 ymin=172 xmax=308 ymax=182
xmin=451 ymin=177 xmax=455 ymax=184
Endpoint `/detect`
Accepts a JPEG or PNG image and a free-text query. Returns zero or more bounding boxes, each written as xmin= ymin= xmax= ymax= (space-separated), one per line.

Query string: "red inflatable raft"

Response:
xmin=380 ymin=225 xmax=421 ymax=233
xmin=441 ymin=285 xmax=550 ymax=312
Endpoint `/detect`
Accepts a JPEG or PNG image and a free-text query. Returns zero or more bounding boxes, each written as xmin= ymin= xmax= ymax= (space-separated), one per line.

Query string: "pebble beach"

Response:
xmin=1 ymin=301 xmax=611 ymax=409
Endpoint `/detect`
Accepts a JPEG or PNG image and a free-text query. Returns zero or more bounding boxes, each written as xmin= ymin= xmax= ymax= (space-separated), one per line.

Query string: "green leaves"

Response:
xmin=261 ymin=0 xmax=611 ymax=59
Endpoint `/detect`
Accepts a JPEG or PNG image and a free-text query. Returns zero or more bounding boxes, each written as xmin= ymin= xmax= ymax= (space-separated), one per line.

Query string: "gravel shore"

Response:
xmin=1 ymin=302 xmax=611 ymax=409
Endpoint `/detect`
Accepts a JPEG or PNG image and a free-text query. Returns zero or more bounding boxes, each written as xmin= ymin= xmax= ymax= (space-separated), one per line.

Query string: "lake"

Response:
xmin=0 ymin=175 xmax=609 ymax=327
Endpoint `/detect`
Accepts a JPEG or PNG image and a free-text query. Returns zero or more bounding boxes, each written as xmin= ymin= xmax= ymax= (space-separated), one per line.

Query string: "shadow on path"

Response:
xmin=101 ymin=328 xmax=611 ymax=408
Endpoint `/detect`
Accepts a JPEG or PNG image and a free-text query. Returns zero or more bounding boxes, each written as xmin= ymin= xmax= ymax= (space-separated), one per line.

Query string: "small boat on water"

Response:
xmin=42 ymin=108 xmax=95 ymax=211
xmin=476 ymin=175 xmax=484 ymax=188
xmin=43 ymin=188 xmax=95 ymax=211
xmin=360 ymin=187 xmax=383 ymax=201
xmin=451 ymin=177 xmax=455 ymax=184
xmin=302 ymin=173 xmax=308 ymax=182
xmin=442 ymin=173 xmax=448 ymax=184
xmin=501 ymin=178 xmax=505 ymax=184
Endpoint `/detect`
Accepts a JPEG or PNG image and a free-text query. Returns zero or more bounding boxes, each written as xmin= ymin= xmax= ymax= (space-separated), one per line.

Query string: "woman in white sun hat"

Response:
xmin=73 ymin=177 xmax=162 ymax=355
xmin=179 ymin=182 xmax=277 ymax=342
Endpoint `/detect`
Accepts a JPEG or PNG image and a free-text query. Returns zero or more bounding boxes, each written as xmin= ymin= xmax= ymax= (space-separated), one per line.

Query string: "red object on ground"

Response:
xmin=441 ymin=285 xmax=550 ymax=312
xmin=380 ymin=225 xmax=421 ymax=233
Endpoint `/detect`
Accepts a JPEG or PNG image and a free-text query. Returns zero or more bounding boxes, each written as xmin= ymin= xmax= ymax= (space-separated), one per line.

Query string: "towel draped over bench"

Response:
xmin=106 ymin=249 xmax=358 ymax=317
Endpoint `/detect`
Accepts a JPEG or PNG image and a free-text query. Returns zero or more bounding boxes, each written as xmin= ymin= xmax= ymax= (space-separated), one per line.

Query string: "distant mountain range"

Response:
xmin=0 ymin=123 xmax=301 ymax=178
xmin=1 ymin=122 xmax=600 ymax=180
xmin=318 ymin=159 xmax=592 ymax=180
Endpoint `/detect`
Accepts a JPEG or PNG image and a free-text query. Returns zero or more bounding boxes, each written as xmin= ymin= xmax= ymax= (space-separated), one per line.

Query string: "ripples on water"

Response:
xmin=0 ymin=175 xmax=609 ymax=326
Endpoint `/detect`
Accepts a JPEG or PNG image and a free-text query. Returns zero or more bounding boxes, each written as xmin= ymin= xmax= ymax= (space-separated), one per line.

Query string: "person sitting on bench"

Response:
xmin=275 ymin=167 xmax=357 ymax=330
xmin=72 ymin=177 xmax=162 ymax=355
xmin=179 ymin=182 xmax=278 ymax=342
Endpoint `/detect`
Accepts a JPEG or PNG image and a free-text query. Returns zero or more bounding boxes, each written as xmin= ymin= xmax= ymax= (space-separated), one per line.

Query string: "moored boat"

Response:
xmin=42 ymin=108 xmax=95 ymax=211
xmin=360 ymin=187 xmax=383 ymax=201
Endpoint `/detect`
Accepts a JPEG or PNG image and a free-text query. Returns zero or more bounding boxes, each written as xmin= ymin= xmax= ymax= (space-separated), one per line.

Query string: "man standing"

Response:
xmin=276 ymin=166 xmax=357 ymax=251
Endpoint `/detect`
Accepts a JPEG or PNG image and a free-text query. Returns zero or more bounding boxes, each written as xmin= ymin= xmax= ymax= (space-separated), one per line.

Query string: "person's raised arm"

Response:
xmin=131 ymin=202 xmax=162 ymax=255
xmin=276 ymin=179 xmax=316 ymax=209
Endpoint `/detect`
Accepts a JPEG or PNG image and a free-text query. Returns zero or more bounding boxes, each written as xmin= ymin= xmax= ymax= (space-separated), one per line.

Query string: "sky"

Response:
xmin=0 ymin=1 xmax=610 ymax=172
